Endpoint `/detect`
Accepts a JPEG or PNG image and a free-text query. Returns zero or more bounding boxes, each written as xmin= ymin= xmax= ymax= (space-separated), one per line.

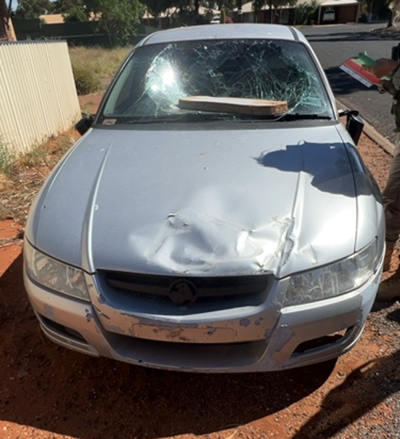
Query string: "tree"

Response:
xmin=202 ymin=1 xmax=235 ymax=11
xmin=52 ymin=0 xmax=89 ymax=22
xmin=217 ymin=1 xmax=236 ymax=10
xmin=164 ymin=1 xmax=208 ymax=24
xmin=140 ymin=0 xmax=176 ymax=28
xmin=15 ymin=0 xmax=54 ymax=19
xmin=271 ymin=0 xmax=297 ymax=23
xmin=85 ymin=0 xmax=144 ymax=46
xmin=364 ymin=0 xmax=374 ymax=22
xmin=358 ymin=0 xmax=393 ymax=24
xmin=141 ymin=0 xmax=175 ymax=18
xmin=253 ymin=0 xmax=298 ymax=23
xmin=293 ymin=0 xmax=318 ymax=25
xmin=253 ymin=0 xmax=265 ymax=22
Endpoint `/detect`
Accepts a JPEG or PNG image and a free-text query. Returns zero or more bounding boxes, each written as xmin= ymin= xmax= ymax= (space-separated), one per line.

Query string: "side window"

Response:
xmin=104 ymin=59 xmax=141 ymax=115
xmin=113 ymin=65 xmax=136 ymax=113
xmin=104 ymin=51 xmax=159 ymax=116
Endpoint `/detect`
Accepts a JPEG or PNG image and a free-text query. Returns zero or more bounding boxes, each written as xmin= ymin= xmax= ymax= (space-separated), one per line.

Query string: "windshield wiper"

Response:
xmin=101 ymin=112 xmax=332 ymax=125
xmin=275 ymin=113 xmax=332 ymax=121
xmin=104 ymin=113 xmax=237 ymax=125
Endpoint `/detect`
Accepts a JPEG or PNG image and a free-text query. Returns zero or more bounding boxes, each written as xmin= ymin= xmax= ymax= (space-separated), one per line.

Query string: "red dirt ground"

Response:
xmin=1 ymin=98 xmax=400 ymax=439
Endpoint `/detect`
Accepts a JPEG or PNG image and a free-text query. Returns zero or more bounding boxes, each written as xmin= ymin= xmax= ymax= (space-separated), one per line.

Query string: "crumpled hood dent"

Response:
xmin=31 ymin=126 xmax=359 ymax=278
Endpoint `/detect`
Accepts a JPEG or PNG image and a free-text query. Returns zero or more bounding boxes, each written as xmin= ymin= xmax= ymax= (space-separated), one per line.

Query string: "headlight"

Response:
xmin=24 ymin=240 xmax=90 ymax=301
xmin=284 ymin=239 xmax=380 ymax=307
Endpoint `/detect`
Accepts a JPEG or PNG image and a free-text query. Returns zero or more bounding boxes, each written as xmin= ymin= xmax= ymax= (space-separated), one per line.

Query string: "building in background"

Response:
xmin=142 ymin=6 xmax=219 ymax=28
xmin=39 ymin=14 xmax=65 ymax=24
xmin=233 ymin=0 xmax=360 ymax=25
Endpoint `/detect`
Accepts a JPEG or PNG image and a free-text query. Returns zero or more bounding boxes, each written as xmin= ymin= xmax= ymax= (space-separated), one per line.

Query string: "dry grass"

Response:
xmin=69 ymin=46 xmax=131 ymax=93
xmin=0 ymin=137 xmax=16 ymax=177
xmin=0 ymin=131 xmax=80 ymax=227
xmin=0 ymin=44 xmax=129 ymax=230
xmin=80 ymin=100 xmax=95 ymax=114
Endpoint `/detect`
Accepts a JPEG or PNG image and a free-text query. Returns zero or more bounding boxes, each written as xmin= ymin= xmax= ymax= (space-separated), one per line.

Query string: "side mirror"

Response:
xmin=75 ymin=113 xmax=94 ymax=136
xmin=339 ymin=110 xmax=364 ymax=145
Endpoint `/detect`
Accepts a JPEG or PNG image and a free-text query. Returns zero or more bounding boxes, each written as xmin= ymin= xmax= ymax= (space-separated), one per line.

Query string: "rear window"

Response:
xmin=99 ymin=39 xmax=333 ymax=125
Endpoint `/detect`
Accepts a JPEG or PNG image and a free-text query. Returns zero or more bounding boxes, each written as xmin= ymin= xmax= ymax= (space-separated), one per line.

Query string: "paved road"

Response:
xmin=301 ymin=23 xmax=399 ymax=145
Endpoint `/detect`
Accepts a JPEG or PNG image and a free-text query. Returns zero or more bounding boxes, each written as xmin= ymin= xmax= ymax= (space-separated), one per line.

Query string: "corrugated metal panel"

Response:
xmin=0 ymin=41 xmax=81 ymax=155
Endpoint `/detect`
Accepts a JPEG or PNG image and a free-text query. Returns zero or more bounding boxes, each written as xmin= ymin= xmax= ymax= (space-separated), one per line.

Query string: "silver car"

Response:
xmin=24 ymin=24 xmax=385 ymax=373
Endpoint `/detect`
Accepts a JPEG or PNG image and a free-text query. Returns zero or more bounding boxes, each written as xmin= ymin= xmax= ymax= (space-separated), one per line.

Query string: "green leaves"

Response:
xmin=52 ymin=0 xmax=89 ymax=22
xmin=15 ymin=0 xmax=54 ymax=19
xmin=141 ymin=0 xmax=176 ymax=17
xmin=85 ymin=0 xmax=144 ymax=46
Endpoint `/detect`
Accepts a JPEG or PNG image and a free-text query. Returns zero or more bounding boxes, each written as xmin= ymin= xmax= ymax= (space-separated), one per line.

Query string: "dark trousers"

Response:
xmin=383 ymin=140 xmax=400 ymax=248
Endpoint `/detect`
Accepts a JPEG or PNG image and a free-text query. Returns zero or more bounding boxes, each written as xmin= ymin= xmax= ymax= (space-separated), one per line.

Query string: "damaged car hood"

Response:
xmin=29 ymin=125 xmax=359 ymax=278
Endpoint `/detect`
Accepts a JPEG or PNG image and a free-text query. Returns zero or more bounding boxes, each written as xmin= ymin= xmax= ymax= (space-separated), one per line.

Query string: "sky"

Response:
xmin=11 ymin=0 xmax=62 ymax=12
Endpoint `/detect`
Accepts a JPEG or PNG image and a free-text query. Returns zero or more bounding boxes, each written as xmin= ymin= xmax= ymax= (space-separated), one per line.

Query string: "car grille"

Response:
xmin=98 ymin=271 xmax=271 ymax=306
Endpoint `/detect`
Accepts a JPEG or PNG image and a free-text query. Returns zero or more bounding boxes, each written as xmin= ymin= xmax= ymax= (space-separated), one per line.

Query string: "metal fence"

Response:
xmin=0 ymin=40 xmax=81 ymax=155
xmin=12 ymin=20 xmax=158 ymax=46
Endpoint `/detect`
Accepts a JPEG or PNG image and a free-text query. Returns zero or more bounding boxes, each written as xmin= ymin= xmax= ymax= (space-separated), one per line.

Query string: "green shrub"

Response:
xmin=17 ymin=143 xmax=49 ymax=169
xmin=0 ymin=140 xmax=16 ymax=177
xmin=72 ymin=63 xmax=102 ymax=95
xmin=69 ymin=46 xmax=131 ymax=95
xmin=358 ymin=14 xmax=368 ymax=23
xmin=294 ymin=0 xmax=319 ymax=25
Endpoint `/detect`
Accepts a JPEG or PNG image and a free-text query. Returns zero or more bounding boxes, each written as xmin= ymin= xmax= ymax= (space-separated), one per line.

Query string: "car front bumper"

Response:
xmin=23 ymin=261 xmax=382 ymax=373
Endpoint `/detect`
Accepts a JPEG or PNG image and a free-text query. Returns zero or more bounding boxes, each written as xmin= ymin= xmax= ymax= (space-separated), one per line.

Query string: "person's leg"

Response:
xmin=378 ymin=141 xmax=400 ymax=300
xmin=383 ymin=141 xmax=400 ymax=254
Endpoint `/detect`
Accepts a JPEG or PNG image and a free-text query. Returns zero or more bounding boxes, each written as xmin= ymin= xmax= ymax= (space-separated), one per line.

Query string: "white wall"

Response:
xmin=0 ymin=41 xmax=80 ymax=154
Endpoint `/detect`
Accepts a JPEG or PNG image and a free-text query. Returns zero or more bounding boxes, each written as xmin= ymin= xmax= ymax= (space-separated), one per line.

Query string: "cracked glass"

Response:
xmin=101 ymin=39 xmax=333 ymax=124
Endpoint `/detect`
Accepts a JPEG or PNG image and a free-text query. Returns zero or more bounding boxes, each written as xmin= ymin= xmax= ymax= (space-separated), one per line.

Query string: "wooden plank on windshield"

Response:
xmin=178 ymin=96 xmax=288 ymax=116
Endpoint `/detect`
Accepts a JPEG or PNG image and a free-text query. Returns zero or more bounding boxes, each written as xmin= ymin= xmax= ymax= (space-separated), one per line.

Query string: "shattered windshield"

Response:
xmin=99 ymin=39 xmax=333 ymax=125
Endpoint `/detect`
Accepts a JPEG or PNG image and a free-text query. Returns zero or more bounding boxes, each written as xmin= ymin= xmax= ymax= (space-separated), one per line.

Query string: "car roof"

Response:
xmin=140 ymin=24 xmax=309 ymax=47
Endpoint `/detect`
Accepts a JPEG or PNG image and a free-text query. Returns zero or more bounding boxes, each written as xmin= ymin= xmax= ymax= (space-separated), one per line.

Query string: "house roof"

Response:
xmin=299 ymin=0 xmax=359 ymax=5
xmin=317 ymin=0 xmax=359 ymax=6
xmin=143 ymin=6 xmax=219 ymax=20
xmin=39 ymin=14 xmax=64 ymax=24
xmin=236 ymin=0 xmax=358 ymax=12
xmin=39 ymin=11 xmax=100 ymax=24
